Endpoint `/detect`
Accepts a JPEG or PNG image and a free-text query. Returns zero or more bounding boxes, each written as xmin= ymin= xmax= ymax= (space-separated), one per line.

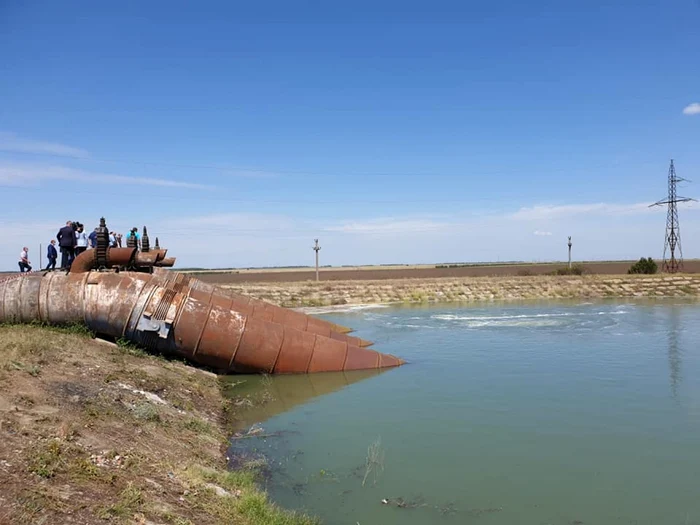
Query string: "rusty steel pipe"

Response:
xmin=151 ymin=268 xmax=356 ymax=336
xmin=149 ymin=270 xmax=373 ymax=347
xmin=70 ymin=246 xmax=357 ymax=340
xmin=154 ymin=257 xmax=176 ymax=267
xmin=0 ymin=272 xmax=404 ymax=375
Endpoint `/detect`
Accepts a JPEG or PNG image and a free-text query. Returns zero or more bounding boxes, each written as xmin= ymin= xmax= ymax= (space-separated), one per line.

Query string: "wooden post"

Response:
xmin=568 ymin=236 xmax=572 ymax=269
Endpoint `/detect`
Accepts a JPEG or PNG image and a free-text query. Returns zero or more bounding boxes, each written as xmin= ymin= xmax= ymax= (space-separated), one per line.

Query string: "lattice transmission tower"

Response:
xmin=649 ymin=160 xmax=696 ymax=273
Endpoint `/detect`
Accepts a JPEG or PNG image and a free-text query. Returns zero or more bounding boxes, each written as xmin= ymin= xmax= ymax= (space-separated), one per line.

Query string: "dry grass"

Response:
xmin=361 ymin=437 xmax=385 ymax=488
xmin=0 ymin=324 xmax=317 ymax=525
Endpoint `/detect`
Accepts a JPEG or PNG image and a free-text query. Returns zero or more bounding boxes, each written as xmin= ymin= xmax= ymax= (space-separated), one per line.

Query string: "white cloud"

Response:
xmin=168 ymin=212 xmax=302 ymax=232
xmin=511 ymin=202 xmax=660 ymax=221
xmin=0 ymin=163 xmax=214 ymax=190
xmin=4 ymin=200 xmax=700 ymax=270
xmin=323 ymin=217 xmax=451 ymax=235
xmin=0 ymin=131 xmax=89 ymax=158
xmin=682 ymin=103 xmax=700 ymax=116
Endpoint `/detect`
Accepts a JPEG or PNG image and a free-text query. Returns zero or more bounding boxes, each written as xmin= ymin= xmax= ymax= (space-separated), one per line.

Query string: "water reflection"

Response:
xmin=667 ymin=306 xmax=682 ymax=399
xmin=221 ymin=368 xmax=389 ymax=430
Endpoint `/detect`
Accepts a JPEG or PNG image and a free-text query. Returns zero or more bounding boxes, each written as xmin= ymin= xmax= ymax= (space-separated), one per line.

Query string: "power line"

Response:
xmin=649 ymin=159 xmax=697 ymax=273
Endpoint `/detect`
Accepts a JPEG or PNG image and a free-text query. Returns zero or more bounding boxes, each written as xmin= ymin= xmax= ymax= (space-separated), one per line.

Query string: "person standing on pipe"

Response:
xmin=18 ymin=247 xmax=32 ymax=272
xmin=74 ymin=223 xmax=89 ymax=257
xmin=46 ymin=240 xmax=58 ymax=270
xmin=57 ymin=220 xmax=76 ymax=269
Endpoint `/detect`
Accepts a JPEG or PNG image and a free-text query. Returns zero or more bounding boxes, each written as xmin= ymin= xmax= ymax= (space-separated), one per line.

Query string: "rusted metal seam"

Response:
xmin=16 ymin=276 xmax=26 ymax=323
xmin=226 ymin=314 xmax=248 ymax=370
xmin=78 ymin=273 xmax=91 ymax=329
xmin=191 ymin=288 xmax=216 ymax=359
xmin=0 ymin=278 xmax=7 ymax=321
xmin=168 ymin=285 xmax=190 ymax=333
xmin=169 ymin=279 xmax=197 ymax=332
xmin=305 ymin=335 xmax=318 ymax=374
xmin=269 ymin=328 xmax=286 ymax=374
xmin=340 ymin=342 xmax=350 ymax=371
xmin=39 ymin=273 xmax=50 ymax=323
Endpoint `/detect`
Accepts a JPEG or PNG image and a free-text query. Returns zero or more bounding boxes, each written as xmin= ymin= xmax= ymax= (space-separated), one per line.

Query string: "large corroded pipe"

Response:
xmin=150 ymin=269 xmax=356 ymax=337
xmin=0 ymin=272 xmax=404 ymax=375
xmin=148 ymin=270 xmax=374 ymax=348
xmin=68 ymin=248 xmax=357 ymax=340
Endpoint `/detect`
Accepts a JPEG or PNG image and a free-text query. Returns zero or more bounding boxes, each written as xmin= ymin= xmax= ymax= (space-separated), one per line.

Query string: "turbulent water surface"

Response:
xmin=224 ymin=300 xmax=700 ymax=525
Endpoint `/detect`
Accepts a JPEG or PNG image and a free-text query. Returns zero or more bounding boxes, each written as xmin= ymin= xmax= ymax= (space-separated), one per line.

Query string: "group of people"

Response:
xmin=18 ymin=220 xmax=137 ymax=273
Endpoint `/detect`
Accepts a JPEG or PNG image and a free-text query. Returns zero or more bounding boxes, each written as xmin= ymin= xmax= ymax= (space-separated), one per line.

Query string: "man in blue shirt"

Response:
xmin=88 ymin=228 xmax=98 ymax=248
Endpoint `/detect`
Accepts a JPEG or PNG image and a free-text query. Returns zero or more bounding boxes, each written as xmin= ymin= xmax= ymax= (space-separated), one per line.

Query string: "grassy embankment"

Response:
xmin=221 ymin=274 xmax=700 ymax=308
xmin=0 ymin=323 xmax=317 ymax=525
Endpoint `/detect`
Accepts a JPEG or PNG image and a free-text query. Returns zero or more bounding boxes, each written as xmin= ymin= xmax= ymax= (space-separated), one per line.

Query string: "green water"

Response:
xmin=223 ymin=300 xmax=700 ymax=525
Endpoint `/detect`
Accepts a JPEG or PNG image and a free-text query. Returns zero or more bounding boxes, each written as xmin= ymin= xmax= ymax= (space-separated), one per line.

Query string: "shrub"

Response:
xmin=628 ymin=257 xmax=658 ymax=274
xmin=552 ymin=264 xmax=585 ymax=276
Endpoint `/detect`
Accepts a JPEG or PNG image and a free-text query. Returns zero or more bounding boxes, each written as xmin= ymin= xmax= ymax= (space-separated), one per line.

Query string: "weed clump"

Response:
xmin=130 ymin=402 xmax=161 ymax=422
xmin=362 ymin=436 xmax=385 ymax=487
xmin=27 ymin=439 xmax=65 ymax=479
xmin=97 ymin=482 xmax=144 ymax=519
xmin=551 ymin=264 xmax=585 ymax=276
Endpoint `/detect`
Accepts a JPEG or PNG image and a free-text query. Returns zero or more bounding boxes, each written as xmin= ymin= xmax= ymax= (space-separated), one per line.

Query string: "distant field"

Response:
xmin=4 ymin=260 xmax=698 ymax=283
xmin=188 ymin=260 xmax=700 ymax=283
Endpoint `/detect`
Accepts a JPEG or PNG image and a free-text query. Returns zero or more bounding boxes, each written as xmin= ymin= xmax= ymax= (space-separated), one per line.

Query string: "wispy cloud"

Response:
xmin=323 ymin=217 xmax=451 ymax=235
xmin=511 ymin=202 xmax=659 ymax=221
xmin=0 ymin=131 xmax=89 ymax=158
xmin=5 ymin=199 xmax=700 ymax=269
xmin=682 ymin=103 xmax=700 ymax=116
xmin=169 ymin=212 xmax=299 ymax=230
xmin=0 ymin=163 xmax=214 ymax=190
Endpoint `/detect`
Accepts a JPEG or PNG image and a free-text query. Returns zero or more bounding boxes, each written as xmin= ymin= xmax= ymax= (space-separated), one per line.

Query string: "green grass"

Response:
xmin=182 ymin=418 xmax=214 ymax=435
xmin=15 ymin=320 xmax=95 ymax=337
xmin=116 ymin=337 xmax=149 ymax=357
xmin=130 ymin=402 xmax=161 ymax=422
xmin=27 ymin=439 xmax=65 ymax=479
xmin=97 ymin=483 xmax=144 ymax=520
xmin=183 ymin=466 xmax=319 ymax=525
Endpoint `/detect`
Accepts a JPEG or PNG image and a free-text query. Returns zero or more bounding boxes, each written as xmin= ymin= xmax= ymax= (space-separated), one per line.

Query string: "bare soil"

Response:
xmin=0 ymin=324 xmax=316 ymax=525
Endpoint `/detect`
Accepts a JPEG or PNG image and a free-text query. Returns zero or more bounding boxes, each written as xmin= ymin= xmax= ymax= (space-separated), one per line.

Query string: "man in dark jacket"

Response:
xmin=56 ymin=220 xmax=76 ymax=269
xmin=46 ymin=240 xmax=58 ymax=270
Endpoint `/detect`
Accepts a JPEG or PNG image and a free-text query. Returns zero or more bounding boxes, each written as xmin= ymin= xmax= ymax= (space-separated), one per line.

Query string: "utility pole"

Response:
xmin=313 ymin=239 xmax=321 ymax=282
xmin=567 ymin=236 xmax=572 ymax=270
xmin=650 ymin=159 xmax=696 ymax=273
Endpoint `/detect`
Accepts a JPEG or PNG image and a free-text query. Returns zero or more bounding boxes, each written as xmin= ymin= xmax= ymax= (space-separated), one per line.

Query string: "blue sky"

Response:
xmin=1 ymin=0 xmax=699 ymax=269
